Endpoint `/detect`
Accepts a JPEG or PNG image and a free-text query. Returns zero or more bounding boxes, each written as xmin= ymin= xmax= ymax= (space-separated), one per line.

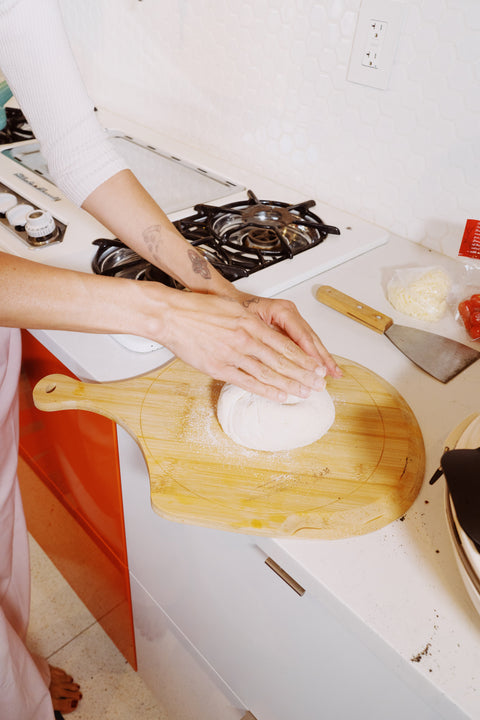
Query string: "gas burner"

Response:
xmin=211 ymin=201 xmax=310 ymax=253
xmin=91 ymin=239 xmax=183 ymax=287
xmin=187 ymin=190 xmax=340 ymax=259
xmin=91 ymin=190 xmax=340 ymax=284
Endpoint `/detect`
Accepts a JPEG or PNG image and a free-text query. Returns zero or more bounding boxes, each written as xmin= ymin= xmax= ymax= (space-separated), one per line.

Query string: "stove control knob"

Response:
xmin=25 ymin=209 xmax=57 ymax=240
xmin=0 ymin=192 xmax=18 ymax=216
xmin=6 ymin=203 xmax=34 ymax=229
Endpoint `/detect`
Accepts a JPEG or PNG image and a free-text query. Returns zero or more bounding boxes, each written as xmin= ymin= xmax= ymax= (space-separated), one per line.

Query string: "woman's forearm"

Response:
xmin=82 ymin=169 xmax=240 ymax=298
xmin=0 ymin=248 xmax=337 ymax=401
xmin=0 ymin=252 xmax=169 ymax=338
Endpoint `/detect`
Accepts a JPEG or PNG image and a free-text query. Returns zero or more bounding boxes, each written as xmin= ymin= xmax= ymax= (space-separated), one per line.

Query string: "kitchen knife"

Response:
xmin=316 ymin=285 xmax=480 ymax=383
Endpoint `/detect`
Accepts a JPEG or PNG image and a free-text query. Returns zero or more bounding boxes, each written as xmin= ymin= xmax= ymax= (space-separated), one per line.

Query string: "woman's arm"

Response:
xmin=0 ymin=250 xmax=334 ymax=401
xmin=82 ymin=169 xmax=241 ymax=295
xmin=82 ymin=170 xmax=342 ymax=388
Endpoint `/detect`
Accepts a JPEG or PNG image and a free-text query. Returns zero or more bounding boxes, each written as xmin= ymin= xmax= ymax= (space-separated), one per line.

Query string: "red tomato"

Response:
xmin=458 ymin=294 xmax=480 ymax=339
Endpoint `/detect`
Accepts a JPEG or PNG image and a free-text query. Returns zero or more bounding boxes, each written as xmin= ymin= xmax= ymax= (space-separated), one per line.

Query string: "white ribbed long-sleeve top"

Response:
xmin=0 ymin=0 xmax=127 ymax=206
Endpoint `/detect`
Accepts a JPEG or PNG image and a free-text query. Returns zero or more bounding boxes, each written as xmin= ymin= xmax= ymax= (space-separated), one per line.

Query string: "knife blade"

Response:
xmin=316 ymin=285 xmax=480 ymax=383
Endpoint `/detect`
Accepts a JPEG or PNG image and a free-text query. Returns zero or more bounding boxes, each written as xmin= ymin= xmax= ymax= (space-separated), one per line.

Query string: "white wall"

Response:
xmin=60 ymin=0 xmax=480 ymax=256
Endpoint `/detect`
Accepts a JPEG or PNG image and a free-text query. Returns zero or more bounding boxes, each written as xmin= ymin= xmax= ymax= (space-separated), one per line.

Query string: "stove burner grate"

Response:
xmin=91 ymin=190 xmax=340 ymax=284
xmin=0 ymin=107 xmax=35 ymax=145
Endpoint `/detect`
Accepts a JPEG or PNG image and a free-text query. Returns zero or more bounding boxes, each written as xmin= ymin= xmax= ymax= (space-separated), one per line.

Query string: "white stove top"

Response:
xmin=0 ymin=110 xmax=389 ymax=351
xmin=0 ymin=110 xmax=388 ymax=286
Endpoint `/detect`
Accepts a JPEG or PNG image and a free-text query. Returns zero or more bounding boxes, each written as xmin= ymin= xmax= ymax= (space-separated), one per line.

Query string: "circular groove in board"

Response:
xmin=135 ymin=356 xmax=425 ymax=538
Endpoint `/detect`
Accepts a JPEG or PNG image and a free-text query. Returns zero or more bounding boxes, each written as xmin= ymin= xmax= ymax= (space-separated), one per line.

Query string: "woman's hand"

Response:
xmin=233 ymin=290 xmax=342 ymax=379
xmin=155 ymin=287 xmax=341 ymax=402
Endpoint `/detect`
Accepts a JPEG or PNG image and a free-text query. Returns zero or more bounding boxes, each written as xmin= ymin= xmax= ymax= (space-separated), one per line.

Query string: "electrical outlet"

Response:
xmin=362 ymin=44 xmax=381 ymax=69
xmin=362 ymin=19 xmax=388 ymax=68
xmin=367 ymin=19 xmax=388 ymax=45
xmin=347 ymin=1 xmax=405 ymax=90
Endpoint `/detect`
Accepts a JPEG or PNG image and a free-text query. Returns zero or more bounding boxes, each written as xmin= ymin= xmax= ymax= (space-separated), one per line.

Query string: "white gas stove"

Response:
xmin=0 ymin=109 xmax=389 ymax=351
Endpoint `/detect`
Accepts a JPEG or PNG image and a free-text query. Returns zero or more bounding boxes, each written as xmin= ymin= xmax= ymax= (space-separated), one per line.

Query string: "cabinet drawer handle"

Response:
xmin=264 ymin=557 xmax=305 ymax=596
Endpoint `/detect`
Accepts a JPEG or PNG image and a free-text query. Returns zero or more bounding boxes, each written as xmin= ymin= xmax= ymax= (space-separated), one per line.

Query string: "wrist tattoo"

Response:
xmin=242 ymin=296 xmax=260 ymax=308
xmin=188 ymin=249 xmax=211 ymax=279
xmin=143 ymin=226 xmax=212 ymax=281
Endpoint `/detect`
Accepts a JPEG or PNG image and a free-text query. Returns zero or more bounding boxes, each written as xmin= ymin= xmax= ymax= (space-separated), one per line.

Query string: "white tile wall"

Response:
xmin=60 ymin=0 xmax=480 ymax=257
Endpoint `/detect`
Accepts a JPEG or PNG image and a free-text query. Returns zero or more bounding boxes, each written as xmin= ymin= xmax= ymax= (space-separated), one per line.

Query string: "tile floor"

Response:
xmin=27 ymin=533 xmax=169 ymax=719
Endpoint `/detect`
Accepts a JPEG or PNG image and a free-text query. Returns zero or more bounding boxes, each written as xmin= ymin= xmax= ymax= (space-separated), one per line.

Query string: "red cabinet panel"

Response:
xmin=18 ymin=330 xmax=136 ymax=668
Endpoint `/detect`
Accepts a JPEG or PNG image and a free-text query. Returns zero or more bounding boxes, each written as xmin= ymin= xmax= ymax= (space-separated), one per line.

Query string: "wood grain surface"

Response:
xmin=33 ymin=356 xmax=425 ymax=539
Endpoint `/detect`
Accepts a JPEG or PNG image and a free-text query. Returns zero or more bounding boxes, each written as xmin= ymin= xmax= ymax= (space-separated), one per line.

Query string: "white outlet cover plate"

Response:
xmin=347 ymin=0 xmax=406 ymax=90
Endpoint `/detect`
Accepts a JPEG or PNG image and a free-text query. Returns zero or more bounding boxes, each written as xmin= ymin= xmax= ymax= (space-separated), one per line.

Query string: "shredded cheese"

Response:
xmin=387 ymin=267 xmax=451 ymax=322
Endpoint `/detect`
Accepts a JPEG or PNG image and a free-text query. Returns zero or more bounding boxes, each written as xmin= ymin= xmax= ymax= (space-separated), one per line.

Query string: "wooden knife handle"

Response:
xmin=316 ymin=286 xmax=393 ymax=334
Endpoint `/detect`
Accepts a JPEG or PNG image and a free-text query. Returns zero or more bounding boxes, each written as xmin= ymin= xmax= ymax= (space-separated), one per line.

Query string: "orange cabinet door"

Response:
xmin=18 ymin=330 xmax=136 ymax=668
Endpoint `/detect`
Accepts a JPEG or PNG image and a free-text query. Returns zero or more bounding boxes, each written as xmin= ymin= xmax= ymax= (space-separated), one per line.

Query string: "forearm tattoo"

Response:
xmin=188 ymin=249 xmax=211 ymax=279
xmin=142 ymin=225 xmax=211 ymax=280
xmin=142 ymin=225 xmax=163 ymax=264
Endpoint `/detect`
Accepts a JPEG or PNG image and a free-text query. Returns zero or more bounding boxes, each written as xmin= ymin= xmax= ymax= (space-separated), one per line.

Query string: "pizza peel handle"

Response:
xmin=34 ymin=374 xmax=90 ymax=411
xmin=32 ymin=373 xmax=143 ymax=438
xmin=316 ymin=285 xmax=393 ymax=334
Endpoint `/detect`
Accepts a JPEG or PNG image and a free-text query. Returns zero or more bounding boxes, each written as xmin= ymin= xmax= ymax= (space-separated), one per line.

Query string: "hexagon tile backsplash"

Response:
xmin=60 ymin=0 xmax=479 ymax=256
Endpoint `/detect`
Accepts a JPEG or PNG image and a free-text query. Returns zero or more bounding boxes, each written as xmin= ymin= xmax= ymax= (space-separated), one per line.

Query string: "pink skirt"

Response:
xmin=0 ymin=327 xmax=54 ymax=720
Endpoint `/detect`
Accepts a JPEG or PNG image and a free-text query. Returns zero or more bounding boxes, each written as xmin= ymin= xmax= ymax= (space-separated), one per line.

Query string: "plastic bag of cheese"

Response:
xmin=387 ymin=266 xmax=451 ymax=322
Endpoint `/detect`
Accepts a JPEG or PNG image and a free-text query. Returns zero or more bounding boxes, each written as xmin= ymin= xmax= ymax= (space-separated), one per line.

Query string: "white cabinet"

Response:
xmin=130 ymin=575 xmax=245 ymax=720
xmin=118 ymin=429 xmax=467 ymax=720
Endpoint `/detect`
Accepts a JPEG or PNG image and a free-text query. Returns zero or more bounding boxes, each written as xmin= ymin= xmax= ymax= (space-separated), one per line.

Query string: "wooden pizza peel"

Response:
xmin=32 ymin=355 xmax=425 ymax=539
